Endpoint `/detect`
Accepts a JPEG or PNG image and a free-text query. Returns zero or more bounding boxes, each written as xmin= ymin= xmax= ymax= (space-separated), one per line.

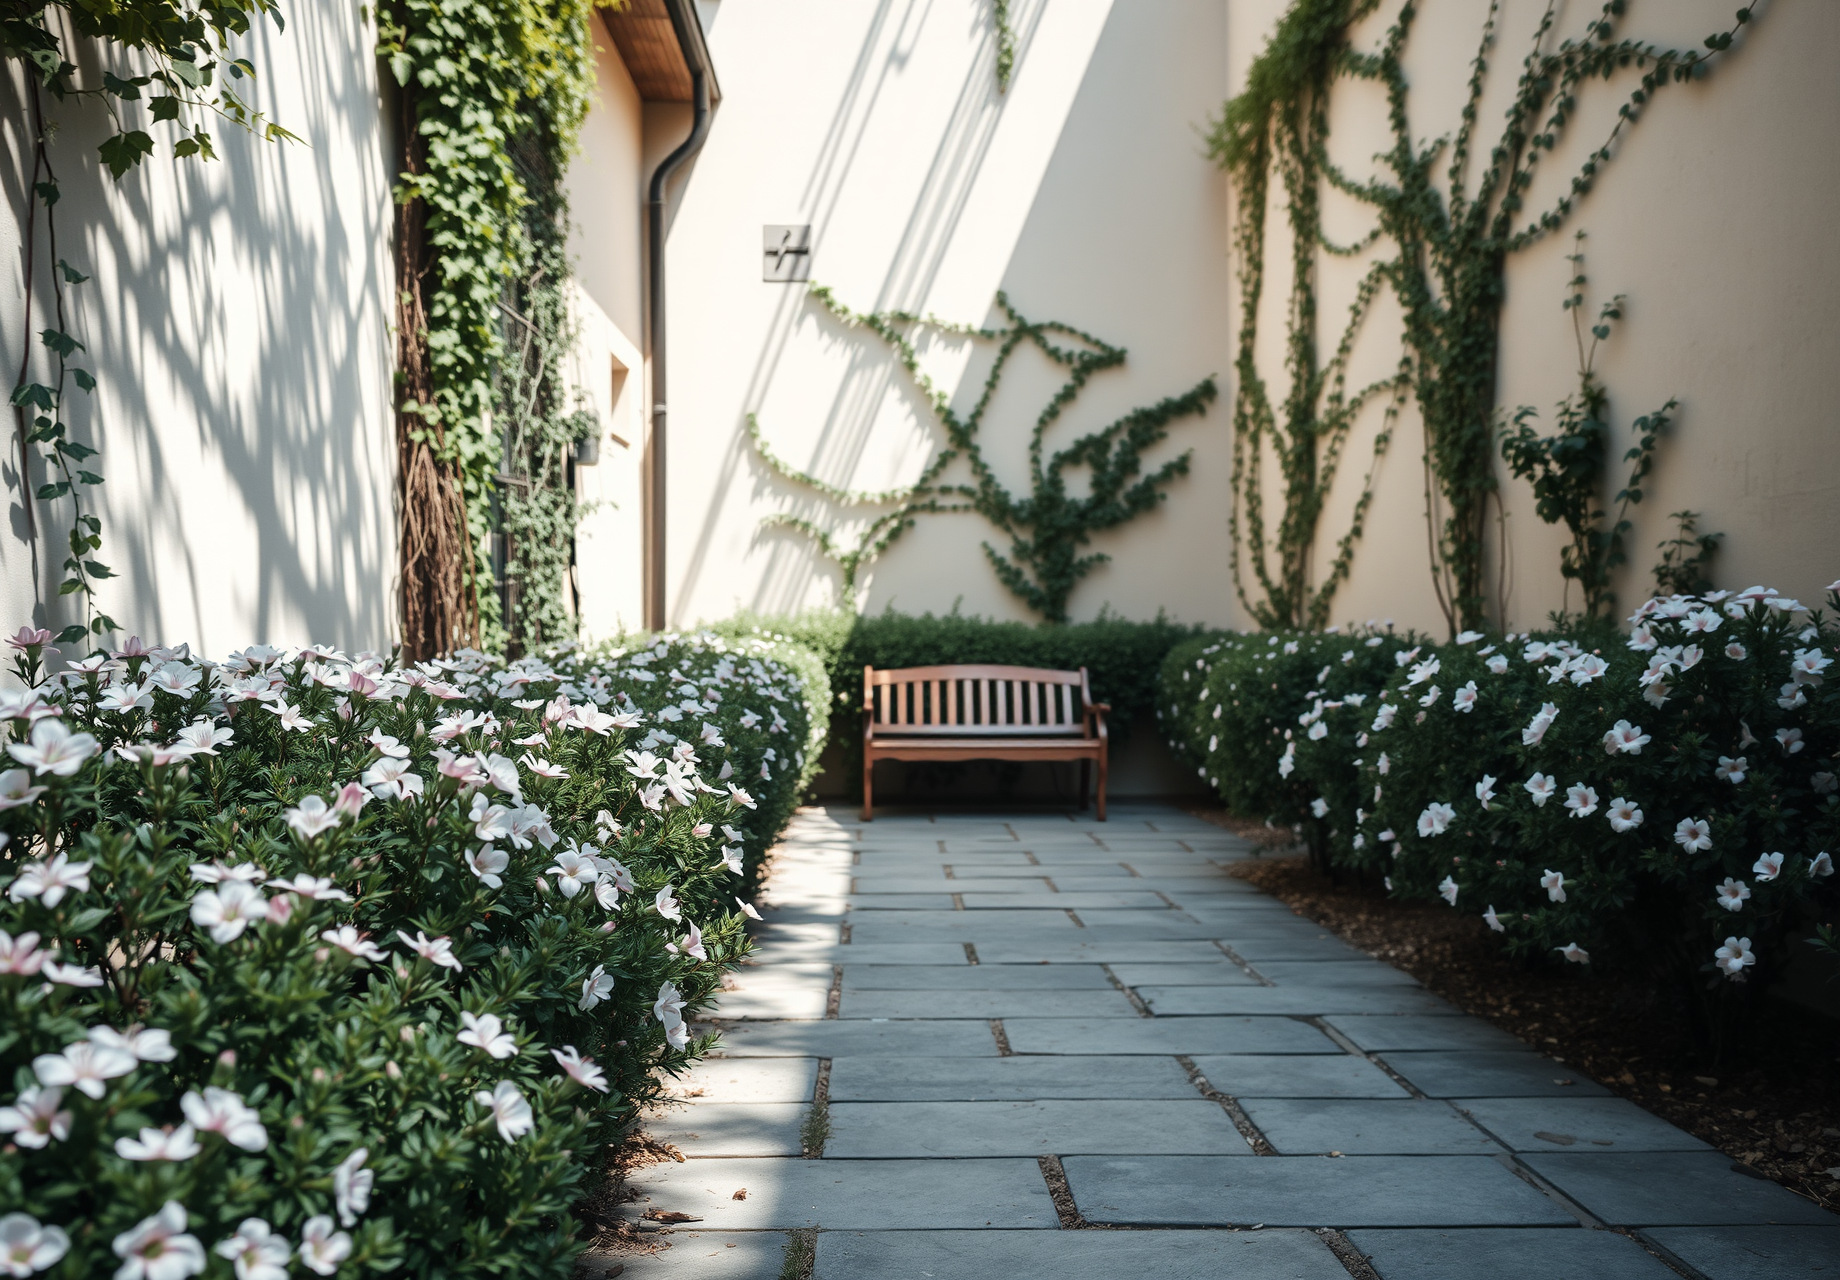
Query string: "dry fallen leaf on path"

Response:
xmin=643 ymin=1210 xmax=703 ymax=1223
xmin=731 ymin=1188 xmax=747 ymax=1200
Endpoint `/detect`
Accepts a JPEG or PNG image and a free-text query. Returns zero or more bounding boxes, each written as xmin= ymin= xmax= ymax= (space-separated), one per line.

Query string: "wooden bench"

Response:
xmin=861 ymin=664 xmax=1110 ymax=821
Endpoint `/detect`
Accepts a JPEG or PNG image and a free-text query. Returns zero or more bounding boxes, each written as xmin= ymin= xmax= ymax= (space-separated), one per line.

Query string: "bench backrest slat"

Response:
xmin=865 ymin=664 xmax=1091 ymax=738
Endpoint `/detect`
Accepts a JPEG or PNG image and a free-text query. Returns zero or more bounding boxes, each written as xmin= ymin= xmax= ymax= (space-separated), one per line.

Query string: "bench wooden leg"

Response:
xmin=1095 ymin=748 xmax=1108 ymax=822
xmin=1079 ymin=758 xmax=1090 ymax=810
xmin=862 ymin=754 xmax=874 ymax=822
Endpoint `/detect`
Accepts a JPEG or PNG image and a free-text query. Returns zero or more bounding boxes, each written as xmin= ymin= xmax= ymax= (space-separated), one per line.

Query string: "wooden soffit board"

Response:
xmin=600 ymin=0 xmax=699 ymax=103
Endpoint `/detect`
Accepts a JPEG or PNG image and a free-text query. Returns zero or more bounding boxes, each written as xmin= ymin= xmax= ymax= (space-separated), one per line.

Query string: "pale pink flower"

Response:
xmin=1751 ymin=852 xmax=1784 ymax=882
xmin=719 ymin=845 xmax=744 ymax=876
xmin=1474 ymin=775 xmax=1497 ymax=811
xmin=5 ymin=718 xmax=99 ymax=777
xmin=265 ymin=699 xmax=313 ymax=732
xmin=396 ymin=930 xmax=463 ymax=971
xmin=1715 ymin=877 xmax=1750 ymax=911
xmin=265 ymin=874 xmax=351 ymax=902
xmin=213 ymin=1218 xmax=289 ymax=1280
xmin=1605 ymin=798 xmax=1643 ymax=833
xmin=653 ymin=885 xmax=682 ymax=921
xmin=552 ymin=1045 xmax=609 ymax=1092
xmin=367 ymin=729 xmax=409 ymax=759
xmin=0 ymin=1086 xmax=71 ymax=1148
xmin=678 ymin=920 xmax=707 ymax=961
xmin=172 ymin=720 xmax=233 ymax=756
xmin=190 ymin=881 xmax=268 ymax=944
xmin=0 ymin=768 xmax=47 ymax=811
xmin=469 ymin=793 xmax=512 ymax=843
xmin=362 ymin=755 xmax=424 ymax=801
xmin=33 ymin=1039 xmax=134 ymax=1099
xmin=1452 ymin=681 xmax=1478 ymax=713
xmin=334 ymin=1149 xmax=372 ymax=1227
xmin=547 ymin=849 xmax=595 ymax=898
xmin=297 ymin=1215 xmax=351 ymax=1277
xmin=1540 ymin=870 xmax=1567 ymax=904
xmin=90 ymin=1025 xmax=177 ymax=1063
xmin=520 ymin=752 xmax=568 ymax=779
xmin=1812 ymin=852 xmax=1835 ymax=878
xmin=1775 ymin=727 xmax=1804 ymax=755
xmin=466 ymin=846 xmax=508 ymax=889
xmin=653 ymin=980 xmax=687 ymax=1025
xmin=1437 ymin=876 xmax=1459 ymax=906
xmin=1522 ymin=704 xmax=1559 ymax=747
xmin=1673 ymin=818 xmax=1712 ymax=853
xmin=333 ymin=782 xmax=370 ymax=819
xmin=1601 ymin=720 xmax=1650 ymax=755
xmin=1482 ymin=905 xmax=1504 ymax=933
xmin=5 ymin=626 xmax=52 ymax=651
xmin=580 ymin=964 xmax=614 ymax=1011
xmin=188 ymin=860 xmax=265 ymax=885
xmin=180 ymin=1087 xmax=267 ymax=1151
xmin=1563 ymin=784 xmax=1598 ymax=818
xmin=1416 ymin=803 xmax=1455 ymax=838
xmin=736 ymin=898 xmax=762 ymax=921
xmin=0 ymin=929 xmax=47 ymax=976
xmin=320 ymin=926 xmax=387 ymax=961
xmin=44 ymin=960 xmax=103 ymax=987
xmin=1715 ymin=755 xmax=1747 ymax=784
xmin=1714 ymin=936 xmax=1756 ymax=977
xmin=1555 ymin=942 xmax=1590 ymax=964
xmin=284 ymin=795 xmax=340 ymax=839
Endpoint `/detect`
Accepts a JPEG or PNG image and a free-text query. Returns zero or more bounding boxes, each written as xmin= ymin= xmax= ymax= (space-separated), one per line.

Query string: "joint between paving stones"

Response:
xmin=1037 ymin=1154 xmax=1103 ymax=1228
xmin=824 ymin=965 xmax=842 ymax=1018
xmin=1496 ymin=1150 xmax=1607 ymax=1228
xmin=1629 ymin=1228 xmax=1718 ymax=1280
xmin=1316 ymin=1227 xmax=1381 ymax=1280
xmin=951 ymin=892 xmax=966 ymax=911
xmin=837 ymin=921 xmax=851 ymax=944
xmin=1118 ymin=861 xmax=1141 ymax=877
xmin=800 ymin=1060 xmax=832 ymax=1159
xmin=1304 ymin=1016 xmax=1425 ymax=1096
xmin=989 ymin=1018 xmax=1014 ymax=1056
xmin=1175 ymin=1053 xmax=1277 ymax=1155
xmin=962 ymin=941 xmax=980 ymax=965
xmin=1064 ymin=908 xmax=1086 ymax=928
xmin=778 ymin=1227 xmax=816 ymax=1280
xmin=1213 ymin=939 xmax=1273 ymax=985
xmin=1100 ymin=963 xmax=1154 ymax=1017
xmin=1023 ymin=849 xmax=1041 ymax=865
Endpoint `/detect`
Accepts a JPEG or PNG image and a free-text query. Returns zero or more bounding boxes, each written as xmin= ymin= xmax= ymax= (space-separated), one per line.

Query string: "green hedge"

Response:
xmin=1156 ymin=590 xmax=1840 ymax=1030
xmin=0 ymin=627 xmax=816 ymax=1279
xmin=710 ymin=609 xmax=1204 ymax=796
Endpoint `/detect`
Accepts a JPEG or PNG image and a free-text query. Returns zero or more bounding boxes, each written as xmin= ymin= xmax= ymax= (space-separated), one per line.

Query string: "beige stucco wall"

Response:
xmin=660 ymin=0 xmax=1238 ymax=630
xmin=0 ymin=5 xmax=397 ymax=655
xmin=1231 ymin=0 xmax=1840 ymax=633
xmin=568 ymin=32 xmax=651 ymax=640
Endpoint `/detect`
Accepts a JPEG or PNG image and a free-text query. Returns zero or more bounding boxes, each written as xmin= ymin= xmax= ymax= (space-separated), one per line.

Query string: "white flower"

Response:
xmin=285 ymin=795 xmax=341 ymax=840
xmin=552 ymin=1045 xmax=610 ymax=1092
xmin=117 ymin=1124 xmax=203 ymax=1162
xmin=1376 ymin=752 xmax=1390 ymax=776
xmin=726 ymin=784 xmax=757 ymax=810
xmin=396 ymin=930 xmax=463 ymax=971
xmin=654 ymin=885 xmax=682 ymax=921
xmin=1522 ymin=703 xmax=1559 ymax=746
xmin=1309 ymin=797 xmax=1329 ymax=818
xmin=172 ymin=720 xmax=233 ymax=757
xmin=1555 ymin=942 xmax=1590 ymax=964
xmin=0 ymin=929 xmax=47 ymax=977
xmin=8 ymin=851 xmax=92 ymax=906
xmin=1790 ymin=647 xmax=1832 ymax=686
xmin=1714 ymin=936 xmax=1756 ymax=978
xmin=1715 ymin=877 xmax=1750 ymax=911
xmin=0 ymin=1213 xmax=70 ymax=1275
xmin=719 ymin=845 xmax=744 ymax=876
xmin=1405 ymin=656 xmax=1440 ymax=687
xmin=473 ymin=1080 xmax=534 ymax=1142
xmin=469 ymin=793 xmax=513 ymax=842
xmin=1605 ymin=798 xmax=1643 ymax=833
xmin=1437 ymin=876 xmax=1459 ymax=905
xmin=1751 ymin=852 xmax=1784 ymax=882
xmin=579 ymin=964 xmax=615 ymax=1011
xmin=362 ymin=755 xmax=424 ymax=802
xmin=320 ymin=926 xmax=387 ymax=961
xmin=181 ymin=1087 xmax=268 ymax=1151
xmin=458 ymin=1011 xmax=518 ymax=1059
xmin=1673 ymin=818 xmax=1712 ymax=853
xmin=0 ymin=1086 xmax=71 ymax=1149
xmin=367 ymin=728 xmax=410 ymax=758
xmin=1540 ymin=869 xmax=1567 ymax=903
xmin=1486 ymin=654 xmax=1509 ymax=675
xmin=1455 ymin=630 xmax=1484 ymax=645
xmin=1306 ymin=721 xmax=1328 ymax=741
xmin=333 ymin=1149 xmax=372 ymax=1227
xmin=266 ymin=700 xmax=314 ymax=733
xmin=89 ymin=1025 xmax=176 ymax=1063
xmin=1601 ymin=720 xmax=1650 ymax=755
xmin=548 ymin=849 xmax=595 ymax=898
xmin=1483 ymin=905 xmax=1505 ymax=933
xmin=1371 ymin=704 xmax=1397 ymax=732
xmin=0 ymin=768 xmax=47 ymax=811
xmin=1416 ymin=803 xmax=1455 ymax=837
xmin=1724 ymin=642 xmax=1747 ymax=661
xmin=1475 ymin=775 xmax=1497 ymax=810
xmin=190 ymin=881 xmax=268 ymax=944
xmin=5 ymin=719 xmax=100 ymax=777
xmin=113 ymin=1202 xmax=205 ymax=1280
xmin=189 ymin=860 xmax=265 ymax=885
xmin=264 ymin=875 xmax=351 ymax=902
xmin=519 ymin=753 xmax=568 ymax=779
xmin=653 ymin=979 xmax=687 ymax=1026
xmin=1563 ymin=784 xmax=1598 ymax=818
xmin=456 ymin=845 xmax=505 ymax=889
xmin=1775 ymin=727 xmax=1805 ymax=755
xmin=1277 ymin=742 xmax=1295 ymax=779
xmin=297 ymin=1216 xmax=351 ymax=1277
xmin=736 ymin=897 xmax=762 ymax=921
xmin=678 ymin=920 xmax=707 ymax=962
xmin=1452 ymin=681 xmax=1478 ymax=713
xmin=1812 ymin=852 xmax=1835 ymax=878
xmin=213 ymin=1218 xmax=289 ymax=1280
xmin=1715 ymin=755 xmax=1747 ymax=784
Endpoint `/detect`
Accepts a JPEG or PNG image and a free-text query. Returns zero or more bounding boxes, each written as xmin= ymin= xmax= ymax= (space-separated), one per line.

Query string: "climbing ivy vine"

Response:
xmin=751 ymin=287 xmax=1217 ymax=625
xmin=377 ymin=0 xmax=611 ymax=658
xmin=991 ymin=0 xmax=1015 ymax=90
xmin=1212 ymin=0 xmax=1756 ymax=634
xmin=5 ymin=0 xmax=294 ymax=644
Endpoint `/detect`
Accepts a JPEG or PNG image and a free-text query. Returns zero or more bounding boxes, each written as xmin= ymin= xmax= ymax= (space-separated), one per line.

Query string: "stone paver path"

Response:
xmin=604 ymin=805 xmax=1839 ymax=1280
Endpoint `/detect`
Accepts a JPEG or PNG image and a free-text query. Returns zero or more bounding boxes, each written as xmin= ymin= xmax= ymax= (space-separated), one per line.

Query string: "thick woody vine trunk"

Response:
xmin=394 ymin=85 xmax=478 ymax=662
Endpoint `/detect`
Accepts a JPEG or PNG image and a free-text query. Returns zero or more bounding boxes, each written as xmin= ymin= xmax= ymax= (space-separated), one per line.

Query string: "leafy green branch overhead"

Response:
xmin=751 ymin=287 xmax=1216 ymax=624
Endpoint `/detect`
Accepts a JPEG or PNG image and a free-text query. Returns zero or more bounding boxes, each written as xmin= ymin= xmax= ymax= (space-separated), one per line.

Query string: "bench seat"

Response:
xmin=863 ymin=663 xmax=1109 ymax=820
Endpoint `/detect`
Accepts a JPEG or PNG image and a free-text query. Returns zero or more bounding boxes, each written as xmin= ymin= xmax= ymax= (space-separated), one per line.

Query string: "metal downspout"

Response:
xmin=645 ymin=0 xmax=713 ymax=632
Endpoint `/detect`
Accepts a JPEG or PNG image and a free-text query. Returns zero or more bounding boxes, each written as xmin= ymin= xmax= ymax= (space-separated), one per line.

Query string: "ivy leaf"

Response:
xmin=57 ymin=259 xmax=89 ymax=284
xmin=33 ymin=180 xmax=59 ymax=206
xmin=84 ymin=561 xmax=115 ymax=578
xmin=150 ymin=96 xmax=182 ymax=123
xmin=39 ymin=328 xmax=84 ymax=358
xmin=95 ymin=614 xmax=120 ymax=633
xmin=98 ymin=130 xmax=156 ymax=178
xmin=168 ymin=58 xmax=206 ymax=88
xmin=102 ymin=71 xmax=142 ymax=100
xmin=60 ymin=441 xmax=97 ymax=460
xmin=72 ymin=369 xmax=96 ymax=392
xmin=55 ymin=625 xmax=88 ymax=644
xmin=77 ymin=471 xmax=105 ymax=485
xmin=10 ymin=383 xmax=53 ymax=411
xmin=57 ymin=578 xmax=85 ymax=596
xmin=36 ymin=482 xmax=69 ymax=501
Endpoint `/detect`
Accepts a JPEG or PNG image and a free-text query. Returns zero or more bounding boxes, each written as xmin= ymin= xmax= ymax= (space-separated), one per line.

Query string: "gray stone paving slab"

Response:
xmin=838 ymin=988 xmax=1140 ymax=1019
xmin=960 ymin=890 xmax=1175 ymax=909
xmin=846 ymin=913 xmax=1083 ymax=942
xmin=1326 ymin=1014 xmax=1522 ymax=1052
xmin=1140 ymin=984 xmax=1453 ymax=1016
xmin=1378 ymin=1051 xmax=1609 ymax=1098
xmin=1063 ymin=1154 xmax=1579 ymax=1227
xmin=1642 ymin=1226 xmax=1840 ymax=1278
xmin=703 ymin=987 xmax=830 ymax=1020
xmin=659 ymin=1057 xmax=818 ymax=1104
xmin=644 ymin=1103 xmax=806 ymax=1156
xmin=1003 ymin=1015 xmax=1339 ymax=1056
xmin=621 ymin=1156 xmax=1057 ymax=1229
xmin=1519 ymin=1153 xmax=1838 ymax=1226
xmin=1257 ymin=961 xmax=1421 ymax=987
xmin=813 ymin=1228 xmax=1348 ymax=1279
xmin=847 ymin=894 xmax=960 ymax=910
xmin=1455 ymin=1097 xmax=1710 ymax=1152
xmin=1345 ymin=1227 xmax=1681 ymax=1279
xmin=827 ymin=1053 xmax=1199 ymax=1101
xmin=747 ymin=942 xmax=968 ymax=966
xmin=704 ymin=1019 xmax=999 ymax=1058
xmin=1106 ymin=961 xmax=1262 ymax=987
xmin=972 ymin=939 xmax=1256 ymax=964
xmin=1242 ymin=1099 xmax=1501 ymax=1155
xmin=840 ymin=964 xmax=1112 ymax=990
xmin=1190 ymin=1053 xmax=1411 ymax=1098
xmin=581 ymin=1231 xmax=789 ymax=1280
xmin=946 ymin=865 xmax=1132 ymax=879
xmin=1226 ymin=935 xmax=1372 ymax=962
xmin=824 ymin=1099 xmax=1252 ymax=1157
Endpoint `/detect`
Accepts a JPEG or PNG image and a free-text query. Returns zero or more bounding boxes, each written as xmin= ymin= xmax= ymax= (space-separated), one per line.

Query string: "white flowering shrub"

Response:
xmin=1157 ymin=627 xmax=1416 ymax=872
xmin=0 ymin=626 xmax=817 ymax=1279
xmin=1161 ymin=587 xmax=1840 ymax=1005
